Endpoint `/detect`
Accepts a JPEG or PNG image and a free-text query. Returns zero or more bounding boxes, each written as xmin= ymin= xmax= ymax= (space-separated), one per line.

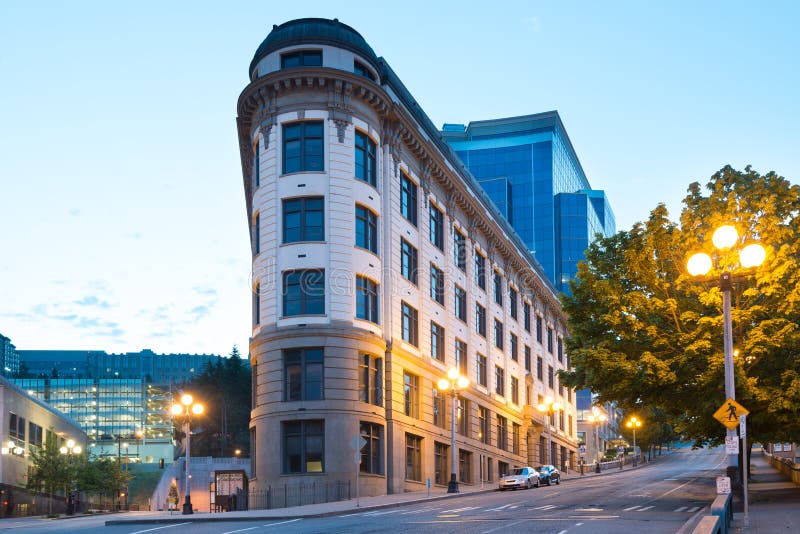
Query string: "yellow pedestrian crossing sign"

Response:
xmin=713 ymin=398 xmax=749 ymax=430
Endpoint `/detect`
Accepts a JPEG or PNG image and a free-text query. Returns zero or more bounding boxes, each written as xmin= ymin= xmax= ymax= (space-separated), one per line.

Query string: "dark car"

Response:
xmin=536 ymin=465 xmax=561 ymax=485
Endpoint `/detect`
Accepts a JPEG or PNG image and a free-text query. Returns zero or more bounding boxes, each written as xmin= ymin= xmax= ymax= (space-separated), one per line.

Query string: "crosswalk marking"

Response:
xmin=533 ymin=504 xmax=558 ymax=510
xmin=688 ymin=506 xmax=701 ymax=512
xmin=638 ymin=505 xmax=654 ymax=511
xmin=441 ymin=506 xmax=479 ymax=513
xmin=675 ymin=506 xmax=687 ymax=512
xmin=486 ymin=504 xmax=512 ymax=511
xmin=623 ymin=505 xmax=642 ymax=511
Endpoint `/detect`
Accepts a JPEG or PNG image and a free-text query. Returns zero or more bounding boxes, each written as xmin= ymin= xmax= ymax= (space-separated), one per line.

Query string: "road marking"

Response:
xmin=687 ymin=506 xmax=701 ymax=512
xmin=486 ymin=504 xmax=512 ymax=511
xmin=574 ymin=507 xmax=603 ymax=512
xmin=675 ymin=506 xmax=687 ymax=512
xmin=557 ymin=530 xmax=568 ymax=534
xmin=481 ymin=519 xmax=528 ymax=533
xmin=623 ymin=505 xmax=642 ymax=511
xmin=262 ymin=519 xmax=302 ymax=528
xmin=400 ymin=507 xmax=439 ymax=514
xmin=663 ymin=478 xmax=679 ymax=481
xmin=441 ymin=506 xmax=479 ymax=513
xmin=129 ymin=524 xmax=191 ymax=534
xmin=365 ymin=509 xmax=401 ymax=516
xmin=638 ymin=505 xmax=654 ymax=511
xmin=533 ymin=504 xmax=558 ymax=510
xmin=221 ymin=527 xmax=259 ymax=534
xmin=575 ymin=523 xmax=584 ymax=526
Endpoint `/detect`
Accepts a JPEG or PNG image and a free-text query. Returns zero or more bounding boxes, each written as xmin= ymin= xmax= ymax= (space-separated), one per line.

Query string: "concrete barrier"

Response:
xmin=692 ymin=514 xmax=721 ymax=534
xmin=710 ymin=493 xmax=732 ymax=534
xmin=765 ymin=452 xmax=800 ymax=484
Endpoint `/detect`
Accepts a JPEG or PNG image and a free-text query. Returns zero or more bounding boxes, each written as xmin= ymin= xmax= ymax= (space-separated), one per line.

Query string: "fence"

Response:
xmin=248 ymin=480 xmax=351 ymax=510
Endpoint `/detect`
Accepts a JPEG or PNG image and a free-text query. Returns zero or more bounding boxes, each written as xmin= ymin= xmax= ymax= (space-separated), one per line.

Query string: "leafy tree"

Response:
xmin=26 ymin=432 xmax=74 ymax=513
xmin=560 ymin=166 xmax=800 ymax=448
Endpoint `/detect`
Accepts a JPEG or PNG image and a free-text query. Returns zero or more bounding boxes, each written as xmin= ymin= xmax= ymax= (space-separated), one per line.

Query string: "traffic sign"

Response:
xmin=725 ymin=436 xmax=739 ymax=455
xmin=740 ymin=414 xmax=747 ymax=438
xmin=716 ymin=476 xmax=731 ymax=495
xmin=713 ymin=398 xmax=750 ymax=430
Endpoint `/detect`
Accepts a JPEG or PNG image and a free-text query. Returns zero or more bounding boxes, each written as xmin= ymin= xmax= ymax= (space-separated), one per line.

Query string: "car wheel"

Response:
xmin=547 ymin=478 xmax=552 ymax=486
xmin=534 ymin=479 xmax=540 ymax=488
xmin=555 ymin=477 xmax=560 ymax=485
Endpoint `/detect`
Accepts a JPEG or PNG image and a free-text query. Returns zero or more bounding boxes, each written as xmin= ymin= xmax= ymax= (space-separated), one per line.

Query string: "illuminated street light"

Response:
xmin=537 ymin=396 xmax=562 ymax=466
xmin=626 ymin=416 xmax=642 ymax=467
xmin=171 ymin=393 xmax=204 ymax=514
xmin=437 ymin=367 xmax=469 ymax=493
xmin=587 ymin=406 xmax=607 ymax=473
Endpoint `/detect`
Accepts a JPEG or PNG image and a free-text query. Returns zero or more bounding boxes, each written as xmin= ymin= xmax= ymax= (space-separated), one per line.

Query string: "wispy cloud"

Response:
xmin=73 ymin=295 xmax=112 ymax=308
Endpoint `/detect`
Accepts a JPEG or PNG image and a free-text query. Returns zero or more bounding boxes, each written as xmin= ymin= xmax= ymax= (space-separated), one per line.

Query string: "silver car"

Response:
xmin=498 ymin=466 xmax=540 ymax=490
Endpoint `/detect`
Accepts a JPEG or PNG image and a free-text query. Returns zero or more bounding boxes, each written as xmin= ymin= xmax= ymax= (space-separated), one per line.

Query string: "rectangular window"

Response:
xmin=494 ymin=319 xmax=504 ymax=349
xmin=400 ymin=239 xmax=418 ymax=284
xmin=512 ymin=423 xmax=521 ymax=455
xmin=454 ymin=285 xmax=467 ymax=322
xmin=523 ymin=302 xmax=531 ymax=332
xmin=282 ymin=121 xmax=324 ymax=173
xmin=283 ymin=269 xmax=325 ymax=316
xmin=434 ymin=441 xmax=449 ymax=485
xmin=281 ymin=50 xmax=322 ymax=68
xmin=250 ymin=428 xmax=257 ymax=476
xmin=405 ymin=434 xmax=422 ymax=481
xmin=358 ymin=354 xmax=383 ymax=406
xmin=400 ymin=172 xmax=418 ymax=226
xmin=355 ymin=205 xmax=378 ymax=253
xmin=401 ymin=301 xmax=418 ymax=346
xmin=403 ymin=371 xmax=419 ymax=418
xmin=457 ymin=396 xmax=469 ymax=436
xmin=253 ymin=213 xmax=260 ymax=255
xmin=360 ymin=422 xmax=383 ymax=474
xmin=559 ymin=411 xmax=565 ymax=431
xmin=454 ymin=229 xmax=466 ymax=271
xmin=509 ymin=287 xmax=517 ymax=319
xmin=459 ymin=449 xmax=472 ymax=483
xmin=356 ymin=276 xmax=379 ymax=324
xmin=455 ymin=338 xmax=468 ymax=375
xmin=28 ymin=422 xmax=43 ymax=448
xmin=524 ymin=345 xmax=532 ymax=373
xmin=253 ymin=138 xmax=260 ymax=189
xmin=430 ymin=263 xmax=445 ymax=305
xmin=431 ymin=321 xmax=445 ymax=361
xmin=547 ymin=327 xmax=554 ymax=353
xmin=252 ymin=362 xmax=258 ymax=408
xmin=478 ymin=406 xmax=490 ymax=445
xmin=537 ymin=356 xmax=544 ymax=380
xmin=354 ymin=60 xmax=376 ymax=81
xmin=284 ymin=348 xmax=324 ymax=401
xmin=355 ymin=131 xmax=377 ymax=186
xmin=282 ymin=420 xmax=324 ymax=474
xmin=558 ymin=383 xmax=564 ymax=397
xmin=493 ymin=271 xmax=503 ymax=305
xmin=511 ymin=376 xmax=519 ymax=405
xmin=433 ymin=388 xmax=446 ymax=428
xmin=568 ymin=414 xmax=574 ymax=437
xmin=510 ymin=333 xmax=518 ymax=361
xmin=477 ymin=353 xmax=487 ymax=387
xmin=283 ymin=196 xmax=324 ymax=243
xmin=429 ymin=204 xmax=444 ymax=250
xmin=557 ymin=338 xmax=563 ymax=363
xmin=253 ymin=282 xmax=260 ymax=326
xmin=498 ymin=460 xmax=509 ymax=477
xmin=496 ymin=415 xmax=508 ymax=451
xmin=474 ymin=250 xmax=486 ymax=290
xmin=548 ymin=365 xmax=554 ymax=389
xmin=475 ymin=303 xmax=486 ymax=337
xmin=536 ymin=315 xmax=543 ymax=343
xmin=495 ymin=366 xmax=505 ymax=396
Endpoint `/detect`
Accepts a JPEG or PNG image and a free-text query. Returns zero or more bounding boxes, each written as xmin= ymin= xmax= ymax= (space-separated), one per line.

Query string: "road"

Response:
xmin=3 ymin=447 xmax=724 ymax=534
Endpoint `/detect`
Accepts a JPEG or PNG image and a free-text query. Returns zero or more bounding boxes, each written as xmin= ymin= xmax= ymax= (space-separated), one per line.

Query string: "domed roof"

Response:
xmin=249 ymin=18 xmax=379 ymax=77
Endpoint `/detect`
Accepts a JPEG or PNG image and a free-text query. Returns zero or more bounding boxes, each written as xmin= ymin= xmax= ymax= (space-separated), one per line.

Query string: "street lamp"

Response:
xmin=171 ymin=393 xmax=204 ymax=515
xmin=687 ymin=224 xmax=765 ymax=482
xmin=437 ymin=367 xmax=469 ymax=493
xmin=626 ymin=416 xmax=642 ymax=467
xmin=60 ymin=439 xmax=82 ymax=515
xmin=587 ymin=407 xmax=607 ymax=473
xmin=536 ymin=396 xmax=561 ymax=466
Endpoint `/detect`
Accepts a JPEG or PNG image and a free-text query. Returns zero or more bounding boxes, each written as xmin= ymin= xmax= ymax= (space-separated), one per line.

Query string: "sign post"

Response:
xmin=352 ymin=435 xmax=365 ymax=508
xmin=741 ymin=414 xmax=749 ymax=528
xmin=579 ymin=445 xmax=586 ymax=475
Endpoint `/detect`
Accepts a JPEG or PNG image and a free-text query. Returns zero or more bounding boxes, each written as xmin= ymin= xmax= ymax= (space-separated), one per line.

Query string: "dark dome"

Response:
xmin=249 ymin=18 xmax=379 ymax=77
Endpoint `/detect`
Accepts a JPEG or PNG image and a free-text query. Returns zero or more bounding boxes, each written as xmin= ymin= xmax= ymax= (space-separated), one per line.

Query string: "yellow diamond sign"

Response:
xmin=713 ymin=398 xmax=750 ymax=430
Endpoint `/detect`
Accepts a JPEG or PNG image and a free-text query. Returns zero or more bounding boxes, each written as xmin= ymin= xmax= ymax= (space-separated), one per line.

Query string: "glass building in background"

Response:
xmin=442 ymin=112 xmax=616 ymax=293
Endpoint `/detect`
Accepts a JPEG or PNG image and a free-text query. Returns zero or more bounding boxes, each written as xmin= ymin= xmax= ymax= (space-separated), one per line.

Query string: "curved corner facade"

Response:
xmin=237 ymin=18 xmax=577 ymax=497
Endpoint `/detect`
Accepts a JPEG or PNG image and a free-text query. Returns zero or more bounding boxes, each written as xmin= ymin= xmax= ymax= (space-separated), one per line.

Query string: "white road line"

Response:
xmin=261 ymin=519 xmax=302 ymax=528
xmin=509 ymin=505 xmax=518 ymax=509
xmin=638 ymin=505 xmax=654 ymax=511
xmin=557 ymin=530 xmax=568 ymax=534
xmin=365 ymin=509 xmax=401 ymax=515
xmin=623 ymin=505 xmax=642 ymax=511
xmin=481 ymin=519 xmax=528 ymax=533
xmin=129 ymin=523 xmax=191 ymax=534
xmin=533 ymin=504 xmax=557 ymax=510
xmin=675 ymin=506 xmax=688 ymax=512
xmin=221 ymin=527 xmax=259 ymax=534
xmin=575 ymin=523 xmax=584 ymax=526
xmin=486 ymin=504 xmax=512 ymax=511
xmin=441 ymin=506 xmax=479 ymax=513
xmin=400 ymin=507 xmax=439 ymax=514
xmin=687 ymin=506 xmax=701 ymax=512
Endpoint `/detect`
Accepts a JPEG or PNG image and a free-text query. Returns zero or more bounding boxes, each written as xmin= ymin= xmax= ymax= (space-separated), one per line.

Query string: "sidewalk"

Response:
xmin=730 ymin=450 xmax=800 ymax=532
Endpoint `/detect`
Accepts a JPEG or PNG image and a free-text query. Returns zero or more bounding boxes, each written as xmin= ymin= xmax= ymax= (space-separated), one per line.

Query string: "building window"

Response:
xmin=434 ymin=442 xmax=449 ymax=485
xmin=568 ymin=414 xmax=574 ymax=437
xmin=559 ymin=411 xmax=565 ymax=431
xmin=557 ymin=338 xmax=563 ymax=363
xmin=250 ymin=428 xmax=257 ymax=476
xmin=283 ymin=196 xmax=324 ymax=243
xmin=558 ymin=383 xmax=564 ymax=397
xmin=547 ymin=327 xmax=554 ymax=353
xmin=455 ymin=338 xmax=468 ymax=375
xmin=498 ymin=460 xmax=509 ymax=477
xmin=496 ymin=415 xmax=508 ymax=451
xmin=283 ymin=269 xmax=325 ymax=316
xmin=459 ymin=449 xmax=473 ymax=483
xmin=524 ymin=345 xmax=531 ymax=373
xmin=495 ymin=366 xmax=505 ymax=396
xmin=358 ymin=354 xmax=383 ymax=406
xmin=355 ymin=205 xmax=378 ymax=253
xmin=355 ymin=131 xmax=377 ymax=186
xmin=282 ymin=121 xmax=324 ymax=173
xmin=536 ymin=315 xmax=543 ymax=343
xmin=478 ymin=406 xmax=490 ymax=445
xmin=405 ymin=434 xmax=422 ymax=481
xmin=430 ymin=263 xmax=445 ymax=305
xmin=548 ymin=365 xmax=554 ymax=389
xmin=431 ymin=321 xmax=445 ymax=362
xmin=400 ymin=172 xmax=417 ymax=226
xmin=433 ymin=388 xmax=446 ymax=429
xmin=477 ymin=353 xmax=487 ymax=387
xmin=429 ymin=204 xmax=444 ymax=250
xmin=511 ymin=376 xmax=519 ymax=405
xmin=400 ymin=239 xmax=418 ymax=284
xmin=253 ymin=212 xmax=260 ymax=255
xmin=282 ymin=420 xmax=324 ymax=474
xmin=454 ymin=285 xmax=467 ymax=322
xmin=457 ymin=396 xmax=469 ymax=436
xmin=360 ymin=422 xmax=383 ymax=474
xmin=354 ymin=60 xmax=376 ymax=81
xmin=537 ymin=356 xmax=544 ymax=380
xmin=253 ymin=282 xmax=260 ymax=326
xmin=523 ymin=302 xmax=531 ymax=332
xmin=493 ymin=271 xmax=503 ymax=305
xmin=510 ymin=333 xmax=518 ymax=361
xmin=494 ymin=319 xmax=504 ymax=350
xmin=253 ymin=138 xmax=260 ymax=189
xmin=252 ymin=362 xmax=258 ymax=407
xmin=281 ymin=50 xmax=322 ymax=68
xmin=356 ymin=276 xmax=379 ymax=324
xmin=475 ymin=303 xmax=486 ymax=337
xmin=403 ymin=371 xmax=420 ymax=418
xmin=474 ymin=250 xmax=486 ymax=290
xmin=284 ymin=348 xmax=323 ymax=401
xmin=454 ymin=229 xmax=466 ymax=271
xmin=401 ymin=302 xmax=418 ymax=346
xmin=512 ymin=423 xmax=521 ymax=455
xmin=28 ymin=422 xmax=43 ymax=448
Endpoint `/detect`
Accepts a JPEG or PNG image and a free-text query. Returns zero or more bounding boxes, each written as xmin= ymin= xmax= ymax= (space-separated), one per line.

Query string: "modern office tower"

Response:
xmin=442 ymin=113 xmax=616 ymax=293
xmin=0 ymin=333 xmax=20 ymax=377
xmin=239 ymin=18 xmax=576 ymax=497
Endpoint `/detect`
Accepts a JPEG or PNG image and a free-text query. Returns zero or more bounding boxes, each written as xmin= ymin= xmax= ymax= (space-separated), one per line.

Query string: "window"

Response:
xmin=559 ymin=411 xmax=565 ymax=431
xmin=283 ymin=196 xmax=324 ymax=243
xmin=459 ymin=449 xmax=472 ymax=483
xmin=478 ymin=406 xmax=490 ymax=445
xmin=568 ymin=414 xmax=574 ymax=437
xmin=512 ymin=423 xmax=521 ymax=455
xmin=475 ymin=303 xmax=486 ymax=337
xmin=281 ymin=50 xmax=322 ymax=68
xmin=355 ymin=131 xmax=377 ymax=186
xmin=558 ymin=338 xmax=563 ymax=363
xmin=253 ymin=282 xmax=260 ymax=326
xmin=474 ymin=250 xmax=486 ymax=290
xmin=253 ymin=138 xmax=260 ymax=189
xmin=547 ymin=327 xmax=554 ymax=353
xmin=454 ymin=285 xmax=467 ymax=322
xmin=283 ymin=269 xmax=325 ymax=316
xmin=253 ymin=213 xmax=260 ymax=255
xmin=496 ymin=415 xmax=508 ymax=451
xmin=493 ymin=271 xmax=503 ymax=305
xmin=403 ymin=371 xmax=419 ymax=418
xmin=524 ymin=345 xmax=532 ymax=373
xmin=405 ymin=434 xmax=422 ymax=481
xmin=498 ymin=460 xmax=509 ymax=477
xmin=355 ymin=205 xmax=378 ymax=253
xmin=494 ymin=319 xmax=504 ymax=349
xmin=282 ymin=121 xmax=324 ymax=173
xmin=252 ymin=362 xmax=258 ymax=407
xmin=429 ymin=204 xmax=444 ymax=250
xmin=457 ymin=396 xmax=469 ymax=436
xmin=356 ymin=276 xmax=379 ymax=324
xmin=537 ymin=356 xmax=544 ymax=380
xmin=354 ymin=60 xmax=376 ymax=81
xmin=477 ymin=353 xmax=487 ymax=387
xmin=454 ymin=229 xmax=466 ymax=271
xmin=28 ymin=422 xmax=43 ymax=448
xmin=282 ymin=420 xmax=324 ymax=474
xmin=433 ymin=388 xmax=446 ymax=428
xmin=548 ymin=365 xmax=554 ymax=389
xmin=510 ymin=333 xmax=518 ymax=361
xmin=401 ymin=302 xmax=418 ymax=346
xmin=359 ymin=354 xmax=383 ymax=406
xmin=400 ymin=239 xmax=418 ymax=284
xmin=430 ymin=263 xmax=444 ymax=305
xmin=536 ymin=315 xmax=543 ymax=343
xmin=511 ymin=376 xmax=519 ymax=405
xmin=250 ymin=428 xmax=256 ymax=476
xmin=431 ymin=321 xmax=445 ymax=361
xmin=486 ymin=457 xmax=494 ymax=482
xmin=360 ymin=422 xmax=383 ymax=474
xmin=434 ymin=442 xmax=449 ymax=485
xmin=455 ymin=338 xmax=468 ymax=375
xmin=509 ymin=288 xmax=517 ymax=319
xmin=400 ymin=172 xmax=418 ymax=225
xmin=558 ymin=383 xmax=564 ymax=397
xmin=523 ymin=302 xmax=531 ymax=332
xmin=284 ymin=348 xmax=323 ymax=401
xmin=495 ymin=366 xmax=505 ymax=396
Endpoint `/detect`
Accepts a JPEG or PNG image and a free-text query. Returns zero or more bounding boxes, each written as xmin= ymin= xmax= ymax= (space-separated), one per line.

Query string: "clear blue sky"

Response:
xmin=1 ymin=1 xmax=797 ymax=355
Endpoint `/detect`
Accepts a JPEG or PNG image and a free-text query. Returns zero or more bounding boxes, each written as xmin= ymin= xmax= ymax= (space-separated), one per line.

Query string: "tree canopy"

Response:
xmin=559 ymin=166 xmax=800 ymax=446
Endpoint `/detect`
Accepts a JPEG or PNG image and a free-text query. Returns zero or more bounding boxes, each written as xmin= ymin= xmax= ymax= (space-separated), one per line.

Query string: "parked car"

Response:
xmin=536 ymin=465 xmax=561 ymax=485
xmin=498 ymin=466 xmax=540 ymax=490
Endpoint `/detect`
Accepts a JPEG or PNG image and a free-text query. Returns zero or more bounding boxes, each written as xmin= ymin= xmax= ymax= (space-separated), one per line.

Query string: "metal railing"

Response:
xmin=248 ymin=480 xmax=351 ymax=510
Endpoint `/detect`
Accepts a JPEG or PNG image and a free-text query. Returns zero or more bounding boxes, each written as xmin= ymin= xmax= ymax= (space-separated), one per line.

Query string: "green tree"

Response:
xmin=26 ymin=432 xmax=74 ymax=514
xmin=560 ymin=166 xmax=800 ymax=447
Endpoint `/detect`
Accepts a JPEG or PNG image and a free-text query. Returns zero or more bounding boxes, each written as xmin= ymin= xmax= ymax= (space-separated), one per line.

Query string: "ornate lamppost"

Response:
xmin=59 ymin=440 xmax=82 ymax=515
xmin=587 ymin=407 xmax=607 ymax=473
xmin=437 ymin=368 xmax=469 ymax=493
xmin=626 ymin=416 xmax=642 ymax=467
xmin=171 ymin=393 xmax=204 ymax=514
xmin=536 ymin=396 xmax=561 ymax=466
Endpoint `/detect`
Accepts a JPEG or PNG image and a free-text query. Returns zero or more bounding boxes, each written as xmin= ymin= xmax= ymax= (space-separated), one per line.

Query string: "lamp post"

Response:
xmin=687 ymin=224 xmax=765 ymax=483
xmin=587 ymin=407 xmax=607 ymax=473
xmin=437 ymin=368 xmax=469 ymax=493
xmin=171 ymin=393 xmax=204 ymax=515
xmin=536 ymin=396 xmax=561 ymax=466
xmin=626 ymin=416 xmax=642 ymax=467
xmin=59 ymin=439 xmax=82 ymax=515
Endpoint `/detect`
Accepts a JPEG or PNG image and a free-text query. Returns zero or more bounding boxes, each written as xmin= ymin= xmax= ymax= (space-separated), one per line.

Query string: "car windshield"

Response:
xmin=509 ymin=468 xmax=525 ymax=476
xmin=536 ymin=466 xmax=548 ymax=472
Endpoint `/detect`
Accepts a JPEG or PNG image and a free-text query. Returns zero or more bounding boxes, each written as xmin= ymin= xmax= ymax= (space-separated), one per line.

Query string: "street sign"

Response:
xmin=725 ymin=436 xmax=739 ymax=455
xmin=716 ymin=476 xmax=731 ymax=494
xmin=740 ymin=414 xmax=747 ymax=438
xmin=713 ymin=398 xmax=750 ymax=430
